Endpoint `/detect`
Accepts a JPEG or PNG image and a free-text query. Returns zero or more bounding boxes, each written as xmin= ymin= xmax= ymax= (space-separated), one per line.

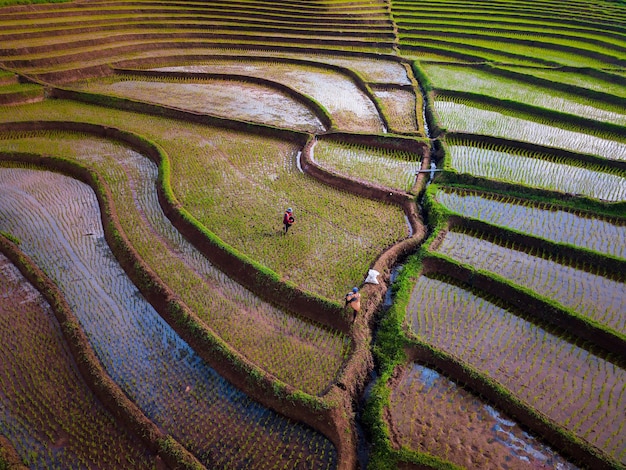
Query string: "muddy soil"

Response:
xmin=387 ymin=363 xmax=579 ymax=470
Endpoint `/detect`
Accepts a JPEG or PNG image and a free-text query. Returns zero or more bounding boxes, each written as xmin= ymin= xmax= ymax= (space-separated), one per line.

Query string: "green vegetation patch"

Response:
xmin=444 ymin=141 xmax=626 ymax=202
xmin=313 ymin=138 xmax=421 ymax=192
xmin=423 ymin=63 xmax=626 ymax=125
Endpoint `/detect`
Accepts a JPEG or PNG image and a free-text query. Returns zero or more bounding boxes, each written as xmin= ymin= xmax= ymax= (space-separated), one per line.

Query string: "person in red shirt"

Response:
xmin=283 ymin=207 xmax=295 ymax=234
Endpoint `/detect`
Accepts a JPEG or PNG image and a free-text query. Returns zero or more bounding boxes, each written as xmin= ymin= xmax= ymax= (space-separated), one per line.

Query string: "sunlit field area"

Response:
xmin=1 ymin=0 xmax=624 ymax=469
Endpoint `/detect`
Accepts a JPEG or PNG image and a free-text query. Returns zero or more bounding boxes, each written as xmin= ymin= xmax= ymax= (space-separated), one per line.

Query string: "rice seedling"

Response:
xmin=400 ymin=33 xmax=618 ymax=69
xmin=406 ymin=274 xmax=626 ymax=463
xmin=423 ymin=64 xmax=626 ymax=125
xmin=434 ymin=187 xmax=626 ymax=259
xmin=0 ymin=235 xmax=153 ymax=469
xmin=435 ymin=100 xmax=626 ymax=160
xmin=388 ymin=363 xmax=577 ymax=469
xmin=446 ymin=143 xmax=626 ymax=201
xmin=0 ymin=100 xmax=407 ymax=302
xmin=312 ymin=138 xmax=421 ymax=192
xmin=435 ymin=230 xmax=626 ymax=335
xmin=497 ymin=66 xmax=626 ymax=100
xmin=0 ymin=167 xmax=338 ymax=468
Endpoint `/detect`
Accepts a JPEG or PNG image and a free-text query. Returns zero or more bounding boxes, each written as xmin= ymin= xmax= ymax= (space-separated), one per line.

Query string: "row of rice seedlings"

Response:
xmin=0 ymin=100 xmax=407 ymax=301
xmin=387 ymin=363 xmax=578 ymax=469
xmin=434 ymin=100 xmax=626 ymax=160
xmin=0 ymin=131 xmax=350 ymax=395
xmin=282 ymin=54 xmax=412 ymax=85
xmin=435 ymin=229 xmax=626 ymax=335
xmin=396 ymin=16 xmax=626 ymax=50
xmin=0 ymin=167 xmax=338 ymax=468
xmin=406 ymin=274 xmax=626 ymax=462
xmin=71 ymin=74 xmax=326 ymax=133
xmin=392 ymin=1 xmax=625 ymax=32
xmin=402 ymin=33 xmax=617 ymax=69
xmin=434 ymin=187 xmax=626 ymax=259
xmin=422 ymin=63 xmax=626 ymax=125
xmin=0 ymin=253 xmax=154 ymax=468
xmin=497 ymin=66 xmax=626 ymax=100
xmin=446 ymin=143 xmax=626 ymax=202
xmin=152 ymin=59 xmax=385 ymax=133
xmin=399 ymin=38 xmax=550 ymax=67
xmin=136 ymin=51 xmax=409 ymax=86
xmin=312 ymin=139 xmax=421 ymax=192
xmin=400 ymin=20 xmax=626 ymax=58
xmin=372 ymin=87 xmax=420 ymax=134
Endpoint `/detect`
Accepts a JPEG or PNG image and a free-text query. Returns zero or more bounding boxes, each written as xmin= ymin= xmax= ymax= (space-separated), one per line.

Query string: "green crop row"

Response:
xmin=432 ymin=185 xmax=626 ymax=261
xmin=422 ymin=63 xmax=626 ymax=123
xmin=434 ymin=100 xmax=626 ymax=161
xmin=444 ymin=143 xmax=626 ymax=202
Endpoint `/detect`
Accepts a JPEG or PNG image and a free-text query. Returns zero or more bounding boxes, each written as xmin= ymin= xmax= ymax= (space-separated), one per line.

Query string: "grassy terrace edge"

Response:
xmin=421 ymin=187 xmax=626 ymax=351
xmin=0 ymin=234 xmax=204 ymax=470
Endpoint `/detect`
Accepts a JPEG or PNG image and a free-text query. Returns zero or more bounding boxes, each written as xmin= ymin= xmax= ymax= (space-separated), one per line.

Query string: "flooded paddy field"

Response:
xmin=0 ymin=131 xmax=350 ymax=394
xmin=436 ymin=229 xmax=626 ymax=334
xmin=446 ymin=144 xmax=626 ymax=202
xmin=0 ymin=167 xmax=338 ymax=469
xmin=152 ymin=60 xmax=385 ymax=133
xmin=371 ymin=87 xmax=420 ymax=134
xmin=72 ymin=76 xmax=327 ymax=133
xmin=435 ymin=101 xmax=626 ymax=160
xmin=0 ymin=101 xmax=408 ymax=303
xmin=423 ymin=63 xmax=626 ymax=125
xmin=0 ymin=253 xmax=154 ymax=469
xmin=312 ymin=138 xmax=421 ymax=192
xmin=434 ymin=187 xmax=626 ymax=259
xmin=406 ymin=274 xmax=626 ymax=464
xmin=387 ymin=363 xmax=578 ymax=469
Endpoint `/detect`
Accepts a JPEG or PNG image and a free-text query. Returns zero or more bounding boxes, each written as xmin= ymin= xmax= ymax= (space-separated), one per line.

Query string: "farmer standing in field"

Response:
xmin=283 ymin=207 xmax=295 ymax=234
xmin=345 ymin=287 xmax=361 ymax=322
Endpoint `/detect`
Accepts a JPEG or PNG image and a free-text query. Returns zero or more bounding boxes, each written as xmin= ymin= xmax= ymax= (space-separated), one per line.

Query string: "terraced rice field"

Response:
xmin=0 ymin=167 xmax=337 ymax=469
xmin=434 ymin=187 xmax=626 ymax=259
xmin=406 ymin=275 xmax=626 ymax=464
xmin=387 ymin=363 xmax=578 ymax=469
xmin=1 ymin=0 xmax=625 ymax=469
